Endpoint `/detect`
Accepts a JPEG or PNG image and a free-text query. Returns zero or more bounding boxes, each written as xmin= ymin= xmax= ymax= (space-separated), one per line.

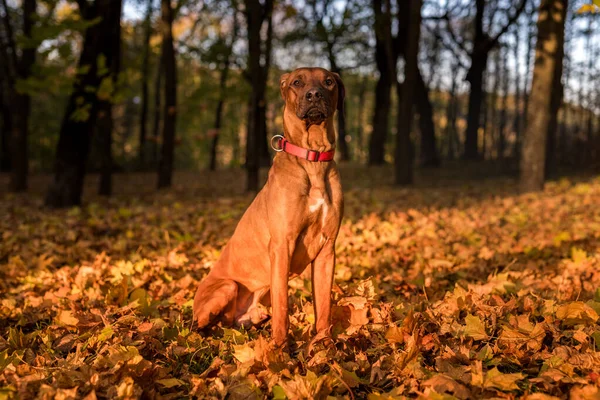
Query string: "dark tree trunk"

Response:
xmin=395 ymin=0 xmax=421 ymax=185
xmin=445 ymin=66 xmax=458 ymax=160
xmin=98 ymin=0 xmax=121 ymax=196
xmin=416 ymin=69 xmax=439 ymax=167
xmin=463 ymin=0 xmax=526 ymax=160
xmin=0 ymin=56 xmax=12 ymax=172
xmin=0 ymin=100 xmax=9 ymax=171
xmin=498 ymin=46 xmax=509 ymax=159
xmin=523 ymin=4 xmax=536 ymax=131
xmin=97 ymin=101 xmax=114 ymax=196
xmin=1 ymin=0 xmax=36 ymax=191
xmin=368 ymin=66 xmax=391 ymax=165
xmin=243 ymin=0 xmax=273 ymax=192
xmin=157 ymin=0 xmax=177 ymax=189
xmin=152 ymin=54 xmax=163 ymax=166
xmin=463 ymin=0 xmax=487 ymax=160
xmin=464 ymin=54 xmax=487 ymax=160
xmin=138 ymin=0 xmax=153 ymax=169
xmin=520 ymin=0 xmax=567 ymax=192
xmin=369 ymin=0 xmax=393 ymax=166
xmin=355 ymin=75 xmax=368 ymax=160
xmin=45 ymin=0 xmax=121 ymax=207
xmin=512 ymin=23 xmax=522 ymax=157
xmin=209 ymin=65 xmax=229 ymax=171
xmin=489 ymin=49 xmax=499 ymax=158
xmin=328 ymin=62 xmax=349 ymax=161
xmin=209 ymin=2 xmax=237 ymax=171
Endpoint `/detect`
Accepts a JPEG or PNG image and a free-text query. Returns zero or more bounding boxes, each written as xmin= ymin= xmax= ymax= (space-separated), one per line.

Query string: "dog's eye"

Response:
xmin=293 ymin=80 xmax=301 ymax=87
xmin=325 ymin=78 xmax=333 ymax=86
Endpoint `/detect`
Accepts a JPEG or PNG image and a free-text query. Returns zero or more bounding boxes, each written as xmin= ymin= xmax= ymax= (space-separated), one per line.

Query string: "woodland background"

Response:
xmin=0 ymin=0 xmax=598 ymax=199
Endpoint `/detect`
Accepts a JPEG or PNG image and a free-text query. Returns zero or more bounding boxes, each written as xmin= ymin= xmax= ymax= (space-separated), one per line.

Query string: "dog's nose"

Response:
xmin=305 ymin=88 xmax=323 ymax=102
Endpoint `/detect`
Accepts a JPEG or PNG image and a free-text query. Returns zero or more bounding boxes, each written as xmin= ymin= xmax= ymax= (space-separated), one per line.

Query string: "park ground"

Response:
xmin=1 ymin=163 xmax=600 ymax=399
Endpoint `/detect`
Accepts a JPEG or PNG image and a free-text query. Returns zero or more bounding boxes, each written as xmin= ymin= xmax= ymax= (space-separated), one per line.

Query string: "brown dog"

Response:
xmin=193 ymin=67 xmax=344 ymax=346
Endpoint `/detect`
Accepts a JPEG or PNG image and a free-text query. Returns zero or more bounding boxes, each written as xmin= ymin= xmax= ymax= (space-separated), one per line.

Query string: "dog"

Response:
xmin=193 ymin=67 xmax=344 ymax=347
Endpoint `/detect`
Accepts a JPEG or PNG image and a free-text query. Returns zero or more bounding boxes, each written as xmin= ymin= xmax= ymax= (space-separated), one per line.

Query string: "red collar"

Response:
xmin=272 ymin=136 xmax=335 ymax=162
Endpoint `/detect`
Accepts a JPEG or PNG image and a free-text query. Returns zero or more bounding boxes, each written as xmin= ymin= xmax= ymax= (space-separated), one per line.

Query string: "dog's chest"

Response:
xmin=308 ymin=187 xmax=328 ymax=220
xmin=307 ymin=187 xmax=331 ymax=227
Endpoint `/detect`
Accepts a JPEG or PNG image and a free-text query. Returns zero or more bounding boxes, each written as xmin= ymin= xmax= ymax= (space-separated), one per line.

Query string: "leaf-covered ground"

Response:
xmin=1 ymin=165 xmax=600 ymax=399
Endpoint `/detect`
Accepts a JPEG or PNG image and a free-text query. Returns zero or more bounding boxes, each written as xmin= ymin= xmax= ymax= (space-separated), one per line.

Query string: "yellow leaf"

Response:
xmin=577 ymin=3 xmax=599 ymax=13
xmin=156 ymin=378 xmax=185 ymax=388
xmin=233 ymin=343 xmax=255 ymax=363
xmin=556 ymin=302 xmax=599 ymax=326
xmin=464 ymin=314 xmax=488 ymax=341
xmin=56 ymin=310 xmax=79 ymax=326
xmin=483 ymin=367 xmax=524 ymax=391
xmin=385 ymin=326 xmax=404 ymax=344
xmin=423 ymin=374 xmax=471 ymax=399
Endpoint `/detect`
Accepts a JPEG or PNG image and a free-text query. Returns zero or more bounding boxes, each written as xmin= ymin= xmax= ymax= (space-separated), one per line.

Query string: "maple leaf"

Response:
xmin=463 ymin=314 xmax=488 ymax=341
xmin=556 ymin=302 xmax=599 ymax=326
xmin=483 ymin=367 xmax=525 ymax=392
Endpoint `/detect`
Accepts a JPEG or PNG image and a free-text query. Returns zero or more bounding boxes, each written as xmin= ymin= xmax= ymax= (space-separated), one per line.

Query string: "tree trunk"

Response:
xmin=512 ymin=23 xmax=522 ymax=157
xmin=45 ymin=0 xmax=121 ymax=207
xmin=138 ymin=0 xmax=153 ymax=169
xmin=152 ymin=53 xmax=163 ymax=166
xmin=445 ymin=61 xmax=459 ymax=160
xmin=329 ymin=63 xmax=349 ymax=161
xmin=0 ymin=56 xmax=12 ymax=172
xmin=369 ymin=0 xmax=393 ymax=166
xmin=0 ymin=100 xmax=9 ymax=171
xmin=498 ymin=46 xmax=508 ymax=159
xmin=523 ymin=5 xmax=536 ymax=131
xmin=1 ymin=0 xmax=36 ymax=191
xmin=520 ymin=0 xmax=567 ymax=192
xmin=157 ymin=0 xmax=177 ymax=189
xmin=243 ymin=0 xmax=273 ymax=192
xmin=209 ymin=65 xmax=229 ymax=171
xmin=395 ymin=0 xmax=421 ymax=185
xmin=464 ymin=55 xmax=487 ymax=160
xmin=416 ymin=68 xmax=439 ymax=167
xmin=355 ymin=75 xmax=368 ymax=160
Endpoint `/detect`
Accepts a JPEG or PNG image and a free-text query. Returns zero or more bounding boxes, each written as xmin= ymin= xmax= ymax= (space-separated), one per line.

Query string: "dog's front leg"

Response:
xmin=269 ymin=238 xmax=295 ymax=347
xmin=311 ymin=240 xmax=335 ymax=334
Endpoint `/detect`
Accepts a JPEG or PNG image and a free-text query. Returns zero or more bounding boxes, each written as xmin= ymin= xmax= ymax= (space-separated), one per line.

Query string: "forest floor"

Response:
xmin=1 ymin=163 xmax=600 ymax=399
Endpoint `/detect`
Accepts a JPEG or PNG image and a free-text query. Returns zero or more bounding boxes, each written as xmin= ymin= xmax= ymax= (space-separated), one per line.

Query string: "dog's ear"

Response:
xmin=279 ymin=73 xmax=290 ymax=101
xmin=333 ymin=72 xmax=345 ymax=114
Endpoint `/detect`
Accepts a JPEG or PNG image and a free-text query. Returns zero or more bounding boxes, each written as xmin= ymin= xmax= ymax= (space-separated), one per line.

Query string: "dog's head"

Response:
xmin=279 ymin=67 xmax=345 ymax=127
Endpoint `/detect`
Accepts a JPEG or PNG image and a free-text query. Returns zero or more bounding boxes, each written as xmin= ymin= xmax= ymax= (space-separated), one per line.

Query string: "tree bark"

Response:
xmin=327 ymin=59 xmax=350 ymax=161
xmin=209 ymin=65 xmax=229 ymax=171
xmin=355 ymin=75 xmax=368 ymax=160
xmin=1 ymin=0 xmax=36 ymax=191
xmin=463 ymin=0 xmax=526 ymax=160
xmin=498 ymin=46 xmax=509 ymax=159
xmin=243 ymin=0 xmax=273 ymax=192
xmin=395 ymin=0 xmax=421 ymax=185
xmin=512 ymin=23 xmax=522 ymax=157
xmin=157 ymin=0 xmax=177 ymax=189
xmin=445 ymin=60 xmax=460 ymax=160
xmin=369 ymin=0 xmax=393 ymax=165
xmin=0 ymin=50 xmax=12 ymax=172
xmin=138 ymin=0 xmax=153 ymax=169
xmin=98 ymin=0 xmax=122 ymax=196
xmin=464 ymin=54 xmax=487 ymax=160
xmin=45 ymin=0 xmax=121 ymax=207
xmin=523 ymin=4 xmax=536 ymax=132
xmin=416 ymin=68 xmax=439 ymax=167
xmin=152 ymin=53 xmax=163 ymax=166
xmin=520 ymin=0 xmax=567 ymax=192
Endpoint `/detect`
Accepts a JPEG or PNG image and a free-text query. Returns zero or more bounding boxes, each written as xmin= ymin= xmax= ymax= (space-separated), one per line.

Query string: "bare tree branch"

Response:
xmin=487 ymin=0 xmax=528 ymax=51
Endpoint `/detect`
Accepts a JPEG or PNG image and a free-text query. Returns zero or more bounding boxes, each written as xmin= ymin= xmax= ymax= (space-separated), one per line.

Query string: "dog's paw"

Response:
xmin=307 ymin=330 xmax=335 ymax=355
